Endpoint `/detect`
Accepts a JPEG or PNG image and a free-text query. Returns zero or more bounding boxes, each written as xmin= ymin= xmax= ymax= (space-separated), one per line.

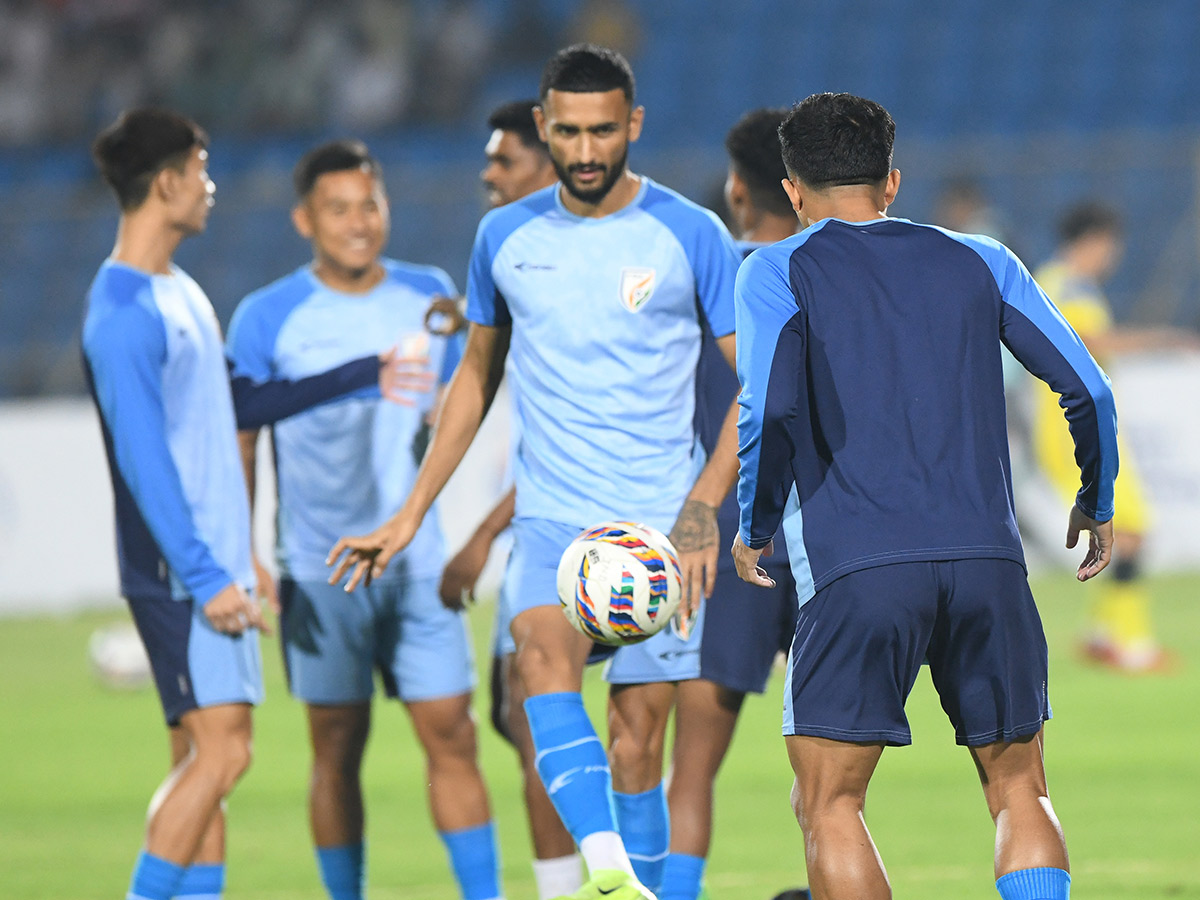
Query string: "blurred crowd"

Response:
xmin=0 ymin=0 xmax=642 ymax=145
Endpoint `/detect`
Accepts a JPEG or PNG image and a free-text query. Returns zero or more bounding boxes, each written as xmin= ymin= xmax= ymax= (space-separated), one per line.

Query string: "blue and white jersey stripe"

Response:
xmin=735 ymin=217 xmax=1117 ymax=600
xmin=466 ymin=178 xmax=741 ymax=532
xmin=226 ymin=259 xmax=462 ymax=580
xmin=83 ymin=260 xmax=253 ymax=603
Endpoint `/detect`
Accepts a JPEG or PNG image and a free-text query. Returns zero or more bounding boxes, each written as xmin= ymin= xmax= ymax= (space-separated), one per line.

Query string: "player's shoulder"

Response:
xmin=84 ymin=261 xmax=163 ymax=352
xmin=638 ymin=177 xmax=729 ymax=238
xmin=236 ymin=265 xmax=314 ymax=316
xmin=227 ymin=265 xmax=314 ymax=346
xmin=381 ymin=257 xmax=456 ymax=296
xmin=476 ymin=184 xmax=559 ymax=249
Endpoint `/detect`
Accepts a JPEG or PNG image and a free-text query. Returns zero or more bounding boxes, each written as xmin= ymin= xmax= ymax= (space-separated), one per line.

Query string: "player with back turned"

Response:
xmin=83 ymin=108 xmax=266 ymax=900
xmin=330 ymin=44 xmax=744 ymax=900
xmin=732 ymin=93 xmax=1116 ymax=900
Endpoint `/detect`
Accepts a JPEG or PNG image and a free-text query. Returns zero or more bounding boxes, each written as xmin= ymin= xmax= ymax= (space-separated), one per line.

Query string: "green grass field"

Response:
xmin=2 ymin=572 xmax=1197 ymax=899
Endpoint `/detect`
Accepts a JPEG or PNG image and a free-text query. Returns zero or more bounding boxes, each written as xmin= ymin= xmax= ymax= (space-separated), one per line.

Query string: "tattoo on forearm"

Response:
xmin=670 ymin=500 xmax=718 ymax=552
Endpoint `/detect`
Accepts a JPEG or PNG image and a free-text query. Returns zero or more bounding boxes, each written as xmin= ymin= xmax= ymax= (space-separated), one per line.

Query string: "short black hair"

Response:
xmin=778 ymin=92 xmax=895 ymax=189
xmin=293 ymin=139 xmax=383 ymax=199
xmin=1058 ymin=202 xmax=1121 ymax=245
xmin=486 ymin=99 xmax=548 ymax=153
xmin=92 ymin=108 xmax=208 ymax=211
xmin=725 ymin=107 xmax=793 ymax=219
xmin=539 ymin=43 xmax=635 ymax=103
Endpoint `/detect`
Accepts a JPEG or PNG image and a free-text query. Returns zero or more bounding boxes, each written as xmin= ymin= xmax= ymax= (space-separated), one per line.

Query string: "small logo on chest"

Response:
xmin=619 ymin=267 xmax=656 ymax=312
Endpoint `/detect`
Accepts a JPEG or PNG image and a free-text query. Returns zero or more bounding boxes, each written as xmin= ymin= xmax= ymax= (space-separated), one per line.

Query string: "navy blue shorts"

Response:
xmin=784 ymin=558 xmax=1050 ymax=747
xmin=700 ymin=564 xmax=797 ymax=695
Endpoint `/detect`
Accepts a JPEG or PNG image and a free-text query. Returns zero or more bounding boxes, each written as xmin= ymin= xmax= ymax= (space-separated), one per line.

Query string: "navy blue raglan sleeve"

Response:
xmin=225 ymin=293 xmax=379 ymax=430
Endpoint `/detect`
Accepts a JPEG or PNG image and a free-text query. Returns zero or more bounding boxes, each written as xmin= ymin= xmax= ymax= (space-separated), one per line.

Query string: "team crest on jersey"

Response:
xmin=619 ymin=267 xmax=656 ymax=312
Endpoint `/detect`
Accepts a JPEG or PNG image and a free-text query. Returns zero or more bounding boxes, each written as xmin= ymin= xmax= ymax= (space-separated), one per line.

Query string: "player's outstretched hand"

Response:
xmin=423 ymin=295 xmax=467 ymax=336
xmin=327 ymin=514 xmax=417 ymax=592
xmin=732 ymin=533 xmax=777 ymax=589
xmin=669 ymin=500 xmax=719 ymax=638
xmin=204 ymin=582 xmax=272 ymax=637
xmin=439 ymin=532 xmax=493 ymax=610
xmin=1066 ymin=504 xmax=1114 ymax=582
xmin=378 ymin=345 xmax=435 ymax=406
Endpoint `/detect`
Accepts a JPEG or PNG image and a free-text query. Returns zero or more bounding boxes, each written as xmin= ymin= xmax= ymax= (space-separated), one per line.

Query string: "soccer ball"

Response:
xmin=88 ymin=622 xmax=152 ymax=690
xmin=556 ymin=521 xmax=683 ymax=646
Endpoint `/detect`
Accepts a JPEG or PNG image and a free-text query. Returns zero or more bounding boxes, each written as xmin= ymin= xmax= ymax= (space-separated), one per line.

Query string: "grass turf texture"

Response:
xmin=1 ymin=572 xmax=1197 ymax=899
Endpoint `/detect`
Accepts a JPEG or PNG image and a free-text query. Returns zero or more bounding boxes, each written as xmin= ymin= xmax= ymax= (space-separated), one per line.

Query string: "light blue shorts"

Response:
xmin=280 ymin=574 xmax=474 ymax=705
xmin=505 ymin=516 xmax=701 ymax=683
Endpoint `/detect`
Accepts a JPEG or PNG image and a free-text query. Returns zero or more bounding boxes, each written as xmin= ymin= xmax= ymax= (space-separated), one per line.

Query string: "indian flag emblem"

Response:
xmin=619 ymin=267 xmax=656 ymax=312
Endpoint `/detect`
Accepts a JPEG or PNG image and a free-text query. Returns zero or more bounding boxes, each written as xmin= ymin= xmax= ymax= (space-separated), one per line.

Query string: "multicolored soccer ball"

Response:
xmin=556 ymin=521 xmax=683 ymax=646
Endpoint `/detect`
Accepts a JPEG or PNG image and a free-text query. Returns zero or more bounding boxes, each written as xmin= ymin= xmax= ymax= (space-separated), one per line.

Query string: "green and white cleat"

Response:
xmin=555 ymin=868 xmax=657 ymax=900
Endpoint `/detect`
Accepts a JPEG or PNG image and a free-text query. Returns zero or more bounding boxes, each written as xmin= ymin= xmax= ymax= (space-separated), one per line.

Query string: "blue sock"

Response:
xmin=524 ymin=692 xmax=619 ymax=841
xmin=440 ymin=822 xmax=502 ymax=900
xmin=126 ymin=851 xmax=184 ymax=900
xmin=659 ymin=852 xmax=706 ymax=900
xmin=315 ymin=843 xmax=365 ymax=900
xmin=174 ymin=862 xmax=224 ymax=899
xmin=996 ymin=867 xmax=1071 ymax=900
xmin=613 ymin=786 xmax=669 ymax=891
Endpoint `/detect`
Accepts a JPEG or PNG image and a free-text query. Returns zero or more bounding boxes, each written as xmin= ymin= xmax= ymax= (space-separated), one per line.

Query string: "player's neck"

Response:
xmin=109 ymin=213 xmax=185 ymax=275
xmin=741 ymin=213 xmax=799 ymax=245
xmin=312 ymin=259 xmax=387 ymax=294
xmin=559 ymin=170 xmax=642 ymax=219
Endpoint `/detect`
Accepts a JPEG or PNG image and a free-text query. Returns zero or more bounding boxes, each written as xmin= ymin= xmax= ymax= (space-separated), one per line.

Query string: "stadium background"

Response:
xmin=1 ymin=2 xmax=1199 ymax=898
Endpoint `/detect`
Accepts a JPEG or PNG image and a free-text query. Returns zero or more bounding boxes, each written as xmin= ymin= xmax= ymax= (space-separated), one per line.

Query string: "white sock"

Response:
xmin=532 ymin=853 xmax=585 ymax=900
xmin=578 ymin=832 xmax=635 ymax=879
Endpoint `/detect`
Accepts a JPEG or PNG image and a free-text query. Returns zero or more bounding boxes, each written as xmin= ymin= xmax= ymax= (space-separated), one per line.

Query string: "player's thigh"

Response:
xmin=127 ymin=593 xmax=263 ymax=727
xmin=507 ymin=517 xmax=595 ymax=693
xmin=607 ymin=681 xmax=676 ymax=752
xmin=925 ymin=558 xmax=1050 ymax=747
xmin=699 ymin=564 xmax=797 ymax=695
xmin=784 ymin=563 xmax=938 ymax=746
xmin=968 ymin=729 xmax=1049 ymax=819
xmin=278 ymin=577 xmax=377 ymax=704
xmin=785 ymin=734 xmax=884 ymax=820
xmin=377 ymin=576 xmax=475 ymax=703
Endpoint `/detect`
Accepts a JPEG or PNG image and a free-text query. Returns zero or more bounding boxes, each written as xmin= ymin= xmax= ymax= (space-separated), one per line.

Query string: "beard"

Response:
xmin=553 ymin=146 xmax=628 ymax=205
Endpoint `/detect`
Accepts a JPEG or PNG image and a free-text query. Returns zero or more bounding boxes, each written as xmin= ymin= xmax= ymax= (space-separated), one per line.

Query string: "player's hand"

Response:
xmin=252 ymin=553 xmax=280 ymax=615
xmin=378 ymin=345 xmax=435 ymax=406
xmin=1066 ymin=504 xmax=1114 ymax=582
xmin=732 ymin=533 xmax=777 ymax=589
xmin=203 ymin=582 xmax=271 ymax=636
xmin=327 ymin=514 xmax=418 ymax=592
xmin=439 ymin=532 xmax=494 ymax=611
xmin=669 ymin=499 xmax=719 ymax=638
xmin=424 ymin=295 xmax=468 ymax=336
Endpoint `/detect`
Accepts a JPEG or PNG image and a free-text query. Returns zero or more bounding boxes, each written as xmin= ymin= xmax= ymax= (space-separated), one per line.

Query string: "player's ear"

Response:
xmin=627 ymin=105 xmax=645 ymax=143
xmin=151 ymin=166 xmax=177 ymax=205
xmin=781 ymin=176 xmax=803 ymax=218
xmin=883 ymin=169 xmax=901 ymax=208
xmin=532 ymin=104 xmax=548 ymax=143
xmin=291 ymin=203 xmax=313 ymax=239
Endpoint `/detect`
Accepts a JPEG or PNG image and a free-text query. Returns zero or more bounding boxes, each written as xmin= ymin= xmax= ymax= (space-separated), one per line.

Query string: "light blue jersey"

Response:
xmin=467 ymin=179 xmax=740 ymax=532
xmin=226 ymin=260 xmax=462 ymax=581
xmin=83 ymin=260 xmax=253 ymax=603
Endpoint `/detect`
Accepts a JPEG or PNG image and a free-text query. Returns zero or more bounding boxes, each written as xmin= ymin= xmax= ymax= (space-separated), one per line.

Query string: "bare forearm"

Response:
xmin=401 ymin=325 xmax=507 ymax=521
xmin=474 ymin=486 xmax=516 ymax=541
xmin=237 ymin=429 xmax=259 ymax=512
xmin=689 ymin=399 xmax=739 ymax=508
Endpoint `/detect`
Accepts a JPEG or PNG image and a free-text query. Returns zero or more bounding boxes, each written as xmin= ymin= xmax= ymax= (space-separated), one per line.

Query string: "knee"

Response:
xmin=791 ymin=776 xmax=864 ymax=834
xmin=197 ymin=733 xmax=253 ymax=794
xmin=421 ymin=705 xmax=480 ymax=767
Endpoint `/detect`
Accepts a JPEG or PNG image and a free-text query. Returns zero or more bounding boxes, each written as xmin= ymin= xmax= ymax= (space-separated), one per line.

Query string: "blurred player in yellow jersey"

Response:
xmin=1034 ymin=203 xmax=1197 ymax=671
